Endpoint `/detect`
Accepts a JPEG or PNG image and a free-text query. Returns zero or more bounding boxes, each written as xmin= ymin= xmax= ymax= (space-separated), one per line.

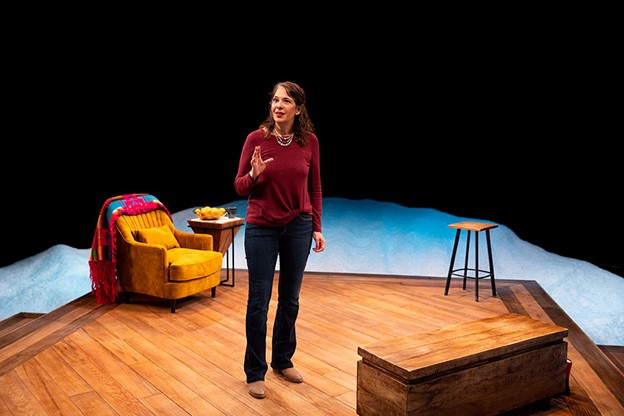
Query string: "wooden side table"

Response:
xmin=187 ymin=217 xmax=245 ymax=287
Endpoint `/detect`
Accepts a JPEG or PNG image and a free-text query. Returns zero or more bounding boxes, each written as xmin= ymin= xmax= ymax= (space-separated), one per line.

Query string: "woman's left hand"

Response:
xmin=312 ymin=231 xmax=325 ymax=253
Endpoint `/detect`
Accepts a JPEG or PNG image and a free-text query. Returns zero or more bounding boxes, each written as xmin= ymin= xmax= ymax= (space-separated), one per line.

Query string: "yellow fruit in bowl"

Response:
xmin=195 ymin=206 xmax=226 ymax=220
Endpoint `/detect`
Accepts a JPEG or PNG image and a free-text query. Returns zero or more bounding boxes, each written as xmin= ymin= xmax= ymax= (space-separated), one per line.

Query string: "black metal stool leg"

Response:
xmin=474 ymin=231 xmax=479 ymax=302
xmin=486 ymin=229 xmax=496 ymax=296
xmin=462 ymin=231 xmax=471 ymax=290
xmin=444 ymin=229 xmax=461 ymax=295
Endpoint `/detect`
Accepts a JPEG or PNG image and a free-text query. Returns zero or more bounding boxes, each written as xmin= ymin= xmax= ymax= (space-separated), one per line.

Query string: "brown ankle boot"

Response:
xmin=248 ymin=380 xmax=266 ymax=399
xmin=273 ymin=367 xmax=303 ymax=383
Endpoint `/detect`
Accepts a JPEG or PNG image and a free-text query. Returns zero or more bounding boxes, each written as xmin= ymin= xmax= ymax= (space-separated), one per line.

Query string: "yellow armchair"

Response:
xmin=115 ymin=208 xmax=223 ymax=313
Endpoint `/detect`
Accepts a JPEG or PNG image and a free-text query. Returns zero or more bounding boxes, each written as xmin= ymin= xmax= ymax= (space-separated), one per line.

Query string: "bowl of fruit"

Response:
xmin=194 ymin=206 xmax=226 ymax=220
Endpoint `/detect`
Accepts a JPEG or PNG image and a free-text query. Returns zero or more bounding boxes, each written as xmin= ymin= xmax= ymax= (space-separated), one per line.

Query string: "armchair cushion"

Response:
xmin=135 ymin=225 xmax=180 ymax=249
xmin=167 ymin=248 xmax=223 ymax=282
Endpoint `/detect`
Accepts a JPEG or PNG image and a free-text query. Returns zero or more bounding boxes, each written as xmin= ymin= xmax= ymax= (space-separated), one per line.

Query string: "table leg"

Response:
xmin=220 ymin=227 xmax=236 ymax=287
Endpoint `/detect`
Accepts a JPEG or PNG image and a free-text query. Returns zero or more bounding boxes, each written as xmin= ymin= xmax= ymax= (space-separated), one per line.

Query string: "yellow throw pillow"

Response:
xmin=135 ymin=225 xmax=180 ymax=249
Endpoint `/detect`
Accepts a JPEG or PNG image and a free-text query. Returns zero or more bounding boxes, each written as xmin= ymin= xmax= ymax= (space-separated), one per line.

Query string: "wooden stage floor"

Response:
xmin=1 ymin=271 xmax=622 ymax=415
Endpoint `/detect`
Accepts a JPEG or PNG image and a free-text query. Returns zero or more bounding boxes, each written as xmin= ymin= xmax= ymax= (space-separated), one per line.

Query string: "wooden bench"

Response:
xmin=356 ymin=313 xmax=569 ymax=416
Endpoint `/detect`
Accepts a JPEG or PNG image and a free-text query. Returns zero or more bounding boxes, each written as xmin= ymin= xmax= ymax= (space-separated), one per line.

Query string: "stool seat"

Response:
xmin=448 ymin=221 xmax=498 ymax=233
xmin=444 ymin=221 xmax=498 ymax=302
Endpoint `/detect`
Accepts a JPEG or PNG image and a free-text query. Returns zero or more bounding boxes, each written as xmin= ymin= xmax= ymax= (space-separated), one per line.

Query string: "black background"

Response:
xmin=2 ymin=33 xmax=621 ymax=277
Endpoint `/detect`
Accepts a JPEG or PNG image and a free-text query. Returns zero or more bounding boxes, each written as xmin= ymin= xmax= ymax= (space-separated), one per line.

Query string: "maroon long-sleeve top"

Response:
xmin=234 ymin=128 xmax=323 ymax=233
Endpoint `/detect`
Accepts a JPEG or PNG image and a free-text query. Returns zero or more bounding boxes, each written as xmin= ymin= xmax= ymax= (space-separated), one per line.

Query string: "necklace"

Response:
xmin=275 ymin=131 xmax=293 ymax=147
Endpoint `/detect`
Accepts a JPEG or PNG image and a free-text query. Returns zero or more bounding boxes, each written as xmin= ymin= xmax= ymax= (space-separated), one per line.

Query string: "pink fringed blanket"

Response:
xmin=88 ymin=193 xmax=171 ymax=304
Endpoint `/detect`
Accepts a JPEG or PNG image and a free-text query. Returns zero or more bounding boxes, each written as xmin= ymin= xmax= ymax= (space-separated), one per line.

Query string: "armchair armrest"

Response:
xmin=175 ymin=229 xmax=214 ymax=251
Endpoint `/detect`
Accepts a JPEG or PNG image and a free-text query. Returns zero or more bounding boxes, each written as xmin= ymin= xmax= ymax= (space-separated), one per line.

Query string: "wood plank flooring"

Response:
xmin=0 ymin=271 xmax=622 ymax=415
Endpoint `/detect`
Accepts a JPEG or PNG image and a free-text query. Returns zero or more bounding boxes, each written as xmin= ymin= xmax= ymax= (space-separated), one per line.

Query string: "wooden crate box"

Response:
xmin=356 ymin=313 xmax=568 ymax=416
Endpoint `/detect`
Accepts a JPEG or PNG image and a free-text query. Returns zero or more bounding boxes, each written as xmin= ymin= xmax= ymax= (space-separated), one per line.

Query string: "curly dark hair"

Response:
xmin=260 ymin=81 xmax=315 ymax=146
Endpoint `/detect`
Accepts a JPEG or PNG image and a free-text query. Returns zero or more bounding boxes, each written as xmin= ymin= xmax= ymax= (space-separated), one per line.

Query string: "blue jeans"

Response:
xmin=244 ymin=214 xmax=313 ymax=383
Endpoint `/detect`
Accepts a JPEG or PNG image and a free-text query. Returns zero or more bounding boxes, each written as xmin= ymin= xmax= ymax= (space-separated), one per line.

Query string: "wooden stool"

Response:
xmin=444 ymin=221 xmax=498 ymax=302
